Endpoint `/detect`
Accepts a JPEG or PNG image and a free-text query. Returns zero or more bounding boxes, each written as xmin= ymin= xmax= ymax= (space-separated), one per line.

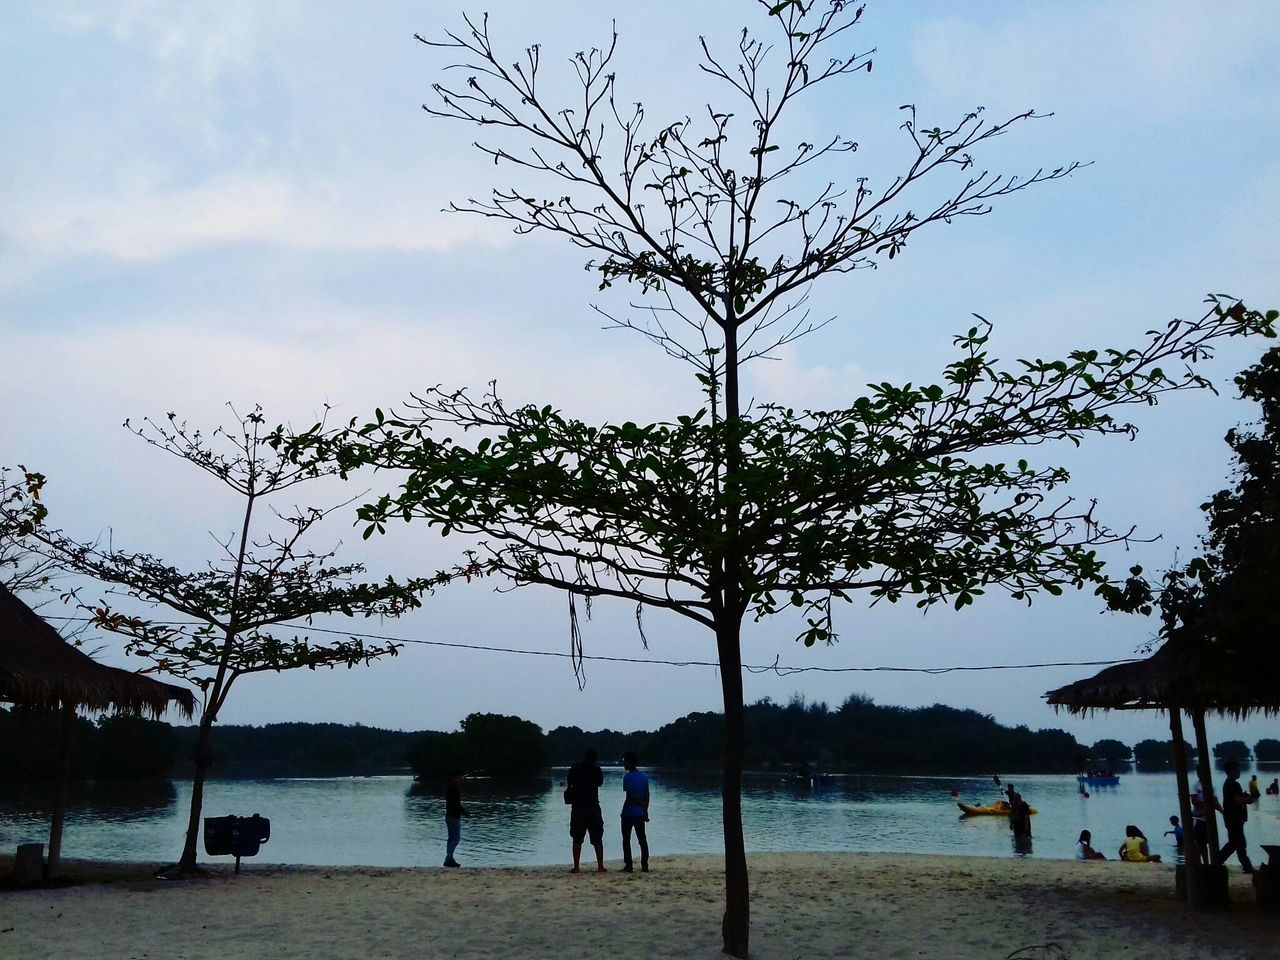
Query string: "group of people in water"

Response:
xmin=442 ymin=749 xmax=652 ymax=873
xmin=1074 ymin=761 xmax=1274 ymax=871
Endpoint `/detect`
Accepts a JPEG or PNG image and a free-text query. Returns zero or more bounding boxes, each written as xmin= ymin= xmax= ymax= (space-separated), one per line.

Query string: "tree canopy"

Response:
xmin=284 ymin=1 xmax=1274 ymax=953
xmin=3 ymin=406 xmax=442 ymax=874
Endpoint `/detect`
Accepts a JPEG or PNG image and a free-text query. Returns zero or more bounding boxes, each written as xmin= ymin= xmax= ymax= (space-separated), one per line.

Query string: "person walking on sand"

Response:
xmin=1216 ymin=760 xmax=1255 ymax=873
xmin=567 ymin=748 xmax=606 ymax=873
xmin=619 ymin=751 xmax=650 ymax=873
xmin=443 ymin=770 xmax=469 ymax=868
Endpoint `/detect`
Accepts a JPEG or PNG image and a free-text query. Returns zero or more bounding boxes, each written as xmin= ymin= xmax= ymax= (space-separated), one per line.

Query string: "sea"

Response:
xmin=2 ymin=767 xmax=1278 ymax=868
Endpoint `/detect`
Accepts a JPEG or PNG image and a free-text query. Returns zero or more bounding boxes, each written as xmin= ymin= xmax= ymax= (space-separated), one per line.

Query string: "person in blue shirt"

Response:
xmin=1163 ymin=814 xmax=1183 ymax=850
xmin=620 ymin=750 xmax=651 ymax=873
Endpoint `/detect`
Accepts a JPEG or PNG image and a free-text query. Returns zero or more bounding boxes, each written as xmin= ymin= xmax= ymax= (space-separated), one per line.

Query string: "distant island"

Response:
xmin=2 ymin=696 xmax=1276 ymax=783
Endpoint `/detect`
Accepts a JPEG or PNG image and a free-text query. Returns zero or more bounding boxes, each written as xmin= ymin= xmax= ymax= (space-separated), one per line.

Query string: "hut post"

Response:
xmin=1189 ymin=707 xmax=1222 ymax=859
xmin=1168 ymin=707 xmax=1201 ymax=902
xmin=45 ymin=700 xmax=76 ymax=878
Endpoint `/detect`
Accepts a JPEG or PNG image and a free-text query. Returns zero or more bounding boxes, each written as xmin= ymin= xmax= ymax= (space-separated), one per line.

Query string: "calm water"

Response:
xmin=2 ymin=768 xmax=1278 ymax=868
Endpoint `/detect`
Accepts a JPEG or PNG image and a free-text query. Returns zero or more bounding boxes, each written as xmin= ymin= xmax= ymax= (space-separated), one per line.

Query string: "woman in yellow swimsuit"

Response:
xmin=1118 ymin=824 xmax=1162 ymax=862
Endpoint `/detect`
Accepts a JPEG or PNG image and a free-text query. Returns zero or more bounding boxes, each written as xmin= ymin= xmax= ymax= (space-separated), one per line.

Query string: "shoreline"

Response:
xmin=2 ymin=851 xmax=1274 ymax=959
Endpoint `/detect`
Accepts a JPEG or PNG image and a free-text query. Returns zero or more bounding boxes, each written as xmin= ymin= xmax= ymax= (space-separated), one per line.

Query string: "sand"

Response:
xmin=0 ymin=852 xmax=1274 ymax=960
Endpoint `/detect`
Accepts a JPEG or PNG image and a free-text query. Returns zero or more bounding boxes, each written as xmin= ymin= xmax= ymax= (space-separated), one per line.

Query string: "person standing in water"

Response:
xmin=620 ymin=751 xmax=651 ymax=873
xmin=444 ymin=770 xmax=469 ymax=868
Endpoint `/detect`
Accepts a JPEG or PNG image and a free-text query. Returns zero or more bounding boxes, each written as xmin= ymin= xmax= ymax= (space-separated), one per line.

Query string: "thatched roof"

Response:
xmin=0 ymin=584 xmax=195 ymax=718
xmin=1045 ymin=639 xmax=1280 ymax=719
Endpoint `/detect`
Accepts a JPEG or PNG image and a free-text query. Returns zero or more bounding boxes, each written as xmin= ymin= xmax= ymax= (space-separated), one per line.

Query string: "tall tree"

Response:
xmin=4 ymin=407 xmax=440 ymax=875
xmin=286 ymin=4 xmax=1274 ymax=955
xmin=1142 ymin=344 xmax=1280 ymax=690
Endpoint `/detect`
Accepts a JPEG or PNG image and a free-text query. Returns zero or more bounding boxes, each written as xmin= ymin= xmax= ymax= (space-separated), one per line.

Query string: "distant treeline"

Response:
xmin=0 ymin=708 xmax=181 ymax=781
xmin=3 ymin=701 xmax=1276 ymax=783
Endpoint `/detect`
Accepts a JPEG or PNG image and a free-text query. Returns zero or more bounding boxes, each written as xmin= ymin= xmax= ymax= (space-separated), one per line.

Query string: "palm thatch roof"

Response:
xmin=0 ymin=584 xmax=195 ymax=718
xmin=1044 ymin=639 xmax=1280 ymax=719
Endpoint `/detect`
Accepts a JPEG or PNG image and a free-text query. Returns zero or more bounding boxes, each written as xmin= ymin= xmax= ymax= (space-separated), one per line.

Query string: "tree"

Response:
xmin=1138 ymin=346 xmax=1280 ymax=690
xmin=1212 ymin=739 xmax=1251 ymax=761
xmin=1133 ymin=738 xmax=1196 ymax=767
xmin=3 ymin=407 xmax=440 ymax=875
xmin=1255 ymin=738 xmax=1280 ymax=762
xmin=1088 ymin=738 xmax=1131 ymax=763
xmin=284 ymin=5 xmax=1274 ymax=954
xmin=457 ymin=712 xmax=548 ymax=776
xmin=1 ymin=467 xmax=62 ymax=599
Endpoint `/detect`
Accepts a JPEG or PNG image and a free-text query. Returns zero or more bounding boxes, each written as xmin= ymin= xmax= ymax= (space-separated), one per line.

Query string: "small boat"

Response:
xmin=957 ymin=800 xmax=1038 ymax=816
xmin=1077 ymin=774 xmax=1120 ymax=786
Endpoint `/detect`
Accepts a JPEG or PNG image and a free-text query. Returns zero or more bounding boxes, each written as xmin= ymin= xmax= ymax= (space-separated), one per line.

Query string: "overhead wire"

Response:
xmin=41 ymin=613 xmax=1142 ymax=676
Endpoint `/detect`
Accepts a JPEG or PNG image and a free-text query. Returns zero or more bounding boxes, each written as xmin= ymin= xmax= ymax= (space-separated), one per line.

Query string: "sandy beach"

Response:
xmin=0 ymin=852 xmax=1274 ymax=960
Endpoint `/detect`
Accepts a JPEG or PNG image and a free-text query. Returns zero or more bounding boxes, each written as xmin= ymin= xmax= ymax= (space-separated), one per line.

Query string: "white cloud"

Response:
xmin=3 ymin=171 xmax=505 ymax=266
xmin=743 ymin=345 xmax=868 ymax=412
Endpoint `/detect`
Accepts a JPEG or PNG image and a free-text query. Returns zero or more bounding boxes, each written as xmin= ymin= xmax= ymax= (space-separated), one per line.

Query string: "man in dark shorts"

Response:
xmin=1216 ymin=760 xmax=1255 ymax=873
xmin=567 ymin=748 xmax=606 ymax=873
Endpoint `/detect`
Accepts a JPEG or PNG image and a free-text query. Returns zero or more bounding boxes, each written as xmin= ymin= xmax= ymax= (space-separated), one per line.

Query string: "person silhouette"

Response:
xmin=1216 ymin=761 xmax=1255 ymax=873
xmin=619 ymin=751 xmax=651 ymax=873
xmin=443 ymin=771 xmax=469 ymax=868
xmin=567 ymin=748 xmax=606 ymax=873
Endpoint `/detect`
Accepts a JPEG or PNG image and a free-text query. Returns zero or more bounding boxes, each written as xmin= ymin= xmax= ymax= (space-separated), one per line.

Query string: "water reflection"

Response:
xmin=0 ymin=779 xmax=176 ymax=819
xmin=0 ymin=768 xmax=1276 ymax=868
xmin=405 ymin=776 xmax=556 ymax=862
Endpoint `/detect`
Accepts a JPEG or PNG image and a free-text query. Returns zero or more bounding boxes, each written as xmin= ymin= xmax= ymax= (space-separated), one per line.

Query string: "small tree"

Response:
xmin=1254 ymin=739 xmax=1280 ymax=761
xmin=287 ymin=4 xmax=1274 ymax=954
xmin=4 ymin=407 xmax=440 ymax=875
xmin=1212 ymin=740 xmax=1251 ymax=762
xmin=1133 ymin=738 xmax=1196 ymax=767
xmin=1088 ymin=738 xmax=1131 ymax=763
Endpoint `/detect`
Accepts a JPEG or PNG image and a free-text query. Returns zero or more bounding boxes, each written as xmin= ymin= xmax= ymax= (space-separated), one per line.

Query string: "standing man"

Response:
xmin=567 ymin=748 xmax=606 ymax=873
xmin=620 ymin=751 xmax=650 ymax=873
xmin=1217 ymin=760 xmax=1255 ymax=873
xmin=444 ymin=770 xmax=469 ymax=868
xmin=1190 ymin=778 xmax=1210 ymax=853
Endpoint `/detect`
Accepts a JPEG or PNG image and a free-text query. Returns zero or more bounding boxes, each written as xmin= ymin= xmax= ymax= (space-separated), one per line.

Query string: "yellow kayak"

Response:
xmin=957 ymin=801 xmax=1038 ymax=816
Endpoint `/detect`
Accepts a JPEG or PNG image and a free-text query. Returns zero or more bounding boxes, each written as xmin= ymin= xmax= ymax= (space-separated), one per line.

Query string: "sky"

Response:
xmin=2 ymin=1 xmax=1278 ymax=753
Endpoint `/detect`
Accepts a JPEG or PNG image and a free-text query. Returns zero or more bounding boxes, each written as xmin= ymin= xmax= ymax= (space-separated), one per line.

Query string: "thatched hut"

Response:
xmin=1045 ymin=639 xmax=1280 ymax=907
xmin=0 ymin=584 xmax=195 ymax=878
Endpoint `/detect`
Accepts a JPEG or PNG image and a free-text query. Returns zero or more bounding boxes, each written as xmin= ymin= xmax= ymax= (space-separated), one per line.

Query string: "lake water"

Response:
xmin=3 ymin=768 xmax=1278 ymax=868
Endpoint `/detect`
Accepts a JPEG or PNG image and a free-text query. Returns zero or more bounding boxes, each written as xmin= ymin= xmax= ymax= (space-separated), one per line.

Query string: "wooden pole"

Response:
xmin=1169 ymin=707 xmax=1200 ymax=904
xmin=45 ymin=701 xmax=76 ymax=879
xmin=1190 ymin=707 xmax=1222 ymax=858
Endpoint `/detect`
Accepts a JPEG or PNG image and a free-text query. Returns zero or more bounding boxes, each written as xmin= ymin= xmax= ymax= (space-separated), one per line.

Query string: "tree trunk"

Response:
xmin=716 ymin=615 xmax=750 ymax=959
xmin=177 ymin=711 xmax=217 ymax=873
xmin=1169 ymin=708 xmax=1200 ymax=904
xmin=1190 ymin=707 xmax=1222 ymax=859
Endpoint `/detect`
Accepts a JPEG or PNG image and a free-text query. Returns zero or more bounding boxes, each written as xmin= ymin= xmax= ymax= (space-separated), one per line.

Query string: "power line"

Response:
xmin=42 ymin=613 xmax=1141 ymax=676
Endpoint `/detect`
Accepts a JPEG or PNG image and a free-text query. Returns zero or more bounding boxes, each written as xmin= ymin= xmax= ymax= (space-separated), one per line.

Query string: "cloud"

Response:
xmin=3 ymin=171 xmax=505 ymax=268
xmin=743 ymin=345 xmax=868 ymax=412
